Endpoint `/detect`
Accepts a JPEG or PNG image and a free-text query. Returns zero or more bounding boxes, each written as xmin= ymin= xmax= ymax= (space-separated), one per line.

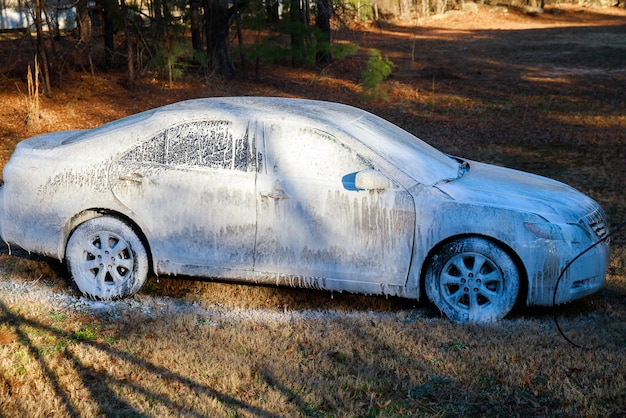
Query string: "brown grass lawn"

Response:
xmin=1 ymin=4 xmax=625 ymax=417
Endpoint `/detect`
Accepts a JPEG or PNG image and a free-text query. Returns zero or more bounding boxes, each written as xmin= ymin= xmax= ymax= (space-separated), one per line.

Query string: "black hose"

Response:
xmin=553 ymin=219 xmax=626 ymax=349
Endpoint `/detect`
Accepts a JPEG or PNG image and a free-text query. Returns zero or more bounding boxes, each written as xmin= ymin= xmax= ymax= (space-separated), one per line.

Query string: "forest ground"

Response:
xmin=0 ymin=4 xmax=625 ymax=417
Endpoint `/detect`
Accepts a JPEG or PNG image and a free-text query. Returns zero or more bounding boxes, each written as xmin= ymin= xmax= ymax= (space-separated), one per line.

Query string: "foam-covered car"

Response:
xmin=0 ymin=97 xmax=610 ymax=321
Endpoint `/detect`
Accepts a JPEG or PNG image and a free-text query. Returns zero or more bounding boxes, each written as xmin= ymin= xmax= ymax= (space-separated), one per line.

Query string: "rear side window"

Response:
xmin=123 ymin=120 xmax=257 ymax=172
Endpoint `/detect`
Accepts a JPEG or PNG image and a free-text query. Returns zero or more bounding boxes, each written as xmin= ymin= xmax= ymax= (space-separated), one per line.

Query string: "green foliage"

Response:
xmin=127 ymin=0 xmax=208 ymax=81
xmin=242 ymin=25 xmax=311 ymax=68
xmin=277 ymin=22 xmax=331 ymax=66
xmin=47 ymin=312 xmax=68 ymax=322
xmin=244 ymin=36 xmax=291 ymax=66
xmin=361 ymin=49 xmax=395 ymax=101
xmin=348 ymin=0 xmax=374 ymax=21
xmin=241 ymin=1 xmax=356 ymax=71
xmin=74 ymin=324 xmax=99 ymax=341
xmin=330 ymin=42 xmax=359 ymax=60
xmin=333 ymin=0 xmax=373 ymax=23
xmin=284 ymin=20 xmax=311 ymax=65
xmin=148 ymin=41 xmax=205 ymax=81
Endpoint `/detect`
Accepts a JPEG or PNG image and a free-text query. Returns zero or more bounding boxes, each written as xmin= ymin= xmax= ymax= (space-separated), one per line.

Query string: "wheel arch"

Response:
xmin=419 ymin=233 xmax=529 ymax=308
xmin=60 ymin=208 xmax=155 ymax=275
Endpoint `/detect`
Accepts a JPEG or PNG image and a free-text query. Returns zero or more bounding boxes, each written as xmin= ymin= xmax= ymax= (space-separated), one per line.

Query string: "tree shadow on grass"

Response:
xmin=0 ymin=298 xmax=282 ymax=417
xmin=253 ymin=313 xmax=562 ymax=417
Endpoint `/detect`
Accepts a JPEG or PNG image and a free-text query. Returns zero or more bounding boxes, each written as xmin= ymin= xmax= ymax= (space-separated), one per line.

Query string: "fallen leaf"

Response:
xmin=0 ymin=328 xmax=17 ymax=345
xmin=377 ymin=400 xmax=392 ymax=409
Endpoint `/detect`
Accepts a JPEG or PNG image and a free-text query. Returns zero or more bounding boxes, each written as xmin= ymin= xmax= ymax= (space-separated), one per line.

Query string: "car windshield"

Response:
xmin=344 ymin=113 xmax=461 ymax=185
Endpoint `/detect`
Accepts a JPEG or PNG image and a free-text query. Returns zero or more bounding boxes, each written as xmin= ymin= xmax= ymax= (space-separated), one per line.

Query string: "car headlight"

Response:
xmin=523 ymin=222 xmax=592 ymax=243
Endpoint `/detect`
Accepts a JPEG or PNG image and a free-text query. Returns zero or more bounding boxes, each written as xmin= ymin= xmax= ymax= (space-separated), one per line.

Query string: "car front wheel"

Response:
xmin=66 ymin=216 xmax=149 ymax=300
xmin=424 ymin=237 xmax=520 ymax=322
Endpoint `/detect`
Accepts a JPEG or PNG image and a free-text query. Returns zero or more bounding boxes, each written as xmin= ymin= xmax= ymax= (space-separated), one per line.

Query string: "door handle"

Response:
xmin=118 ymin=172 xmax=144 ymax=183
xmin=261 ymin=179 xmax=289 ymax=200
xmin=260 ymin=191 xmax=289 ymax=200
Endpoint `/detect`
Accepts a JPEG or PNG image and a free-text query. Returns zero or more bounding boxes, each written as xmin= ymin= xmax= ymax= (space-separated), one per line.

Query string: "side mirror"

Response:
xmin=354 ymin=169 xmax=393 ymax=191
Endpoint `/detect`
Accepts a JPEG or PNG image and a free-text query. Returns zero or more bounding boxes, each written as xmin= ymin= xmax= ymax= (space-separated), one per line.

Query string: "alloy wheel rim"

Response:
xmin=439 ymin=252 xmax=504 ymax=316
xmin=78 ymin=231 xmax=134 ymax=292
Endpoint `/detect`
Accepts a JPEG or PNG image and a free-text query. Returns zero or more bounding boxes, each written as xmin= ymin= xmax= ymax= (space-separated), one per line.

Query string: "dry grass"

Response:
xmin=1 ymin=5 xmax=626 ymax=417
xmin=0 ymin=257 xmax=625 ymax=417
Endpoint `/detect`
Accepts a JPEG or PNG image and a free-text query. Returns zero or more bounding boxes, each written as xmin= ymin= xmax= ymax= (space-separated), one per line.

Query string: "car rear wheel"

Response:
xmin=424 ymin=237 xmax=520 ymax=322
xmin=66 ymin=216 xmax=149 ymax=300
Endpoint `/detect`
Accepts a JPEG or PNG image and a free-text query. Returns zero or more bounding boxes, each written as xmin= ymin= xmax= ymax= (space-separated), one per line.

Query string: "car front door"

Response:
xmin=109 ymin=119 xmax=259 ymax=274
xmin=254 ymin=122 xmax=415 ymax=289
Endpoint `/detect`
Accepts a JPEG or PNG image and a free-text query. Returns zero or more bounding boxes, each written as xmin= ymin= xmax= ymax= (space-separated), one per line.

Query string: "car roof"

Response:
xmin=154 ymin=97 xmax=366 ymax=128
xmin=59 ymin=97 xmax=458 ymax=186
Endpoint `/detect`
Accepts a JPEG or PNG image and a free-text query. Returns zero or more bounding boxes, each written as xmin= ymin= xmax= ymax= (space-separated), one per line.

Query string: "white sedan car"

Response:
xmin=0 ymin=97 xmax=610 ymax=321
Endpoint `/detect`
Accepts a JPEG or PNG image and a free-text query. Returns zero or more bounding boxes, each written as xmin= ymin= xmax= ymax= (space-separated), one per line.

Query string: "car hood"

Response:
xmin=435 ymin=161 xmax=599 ymax=222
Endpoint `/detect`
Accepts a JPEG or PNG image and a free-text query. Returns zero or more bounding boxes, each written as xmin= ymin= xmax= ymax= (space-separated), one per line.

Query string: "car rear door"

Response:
xmin=254 ymin=122 xmax=415 ymax=288
xmin=109 ymin=119 xmax=259 ymax=274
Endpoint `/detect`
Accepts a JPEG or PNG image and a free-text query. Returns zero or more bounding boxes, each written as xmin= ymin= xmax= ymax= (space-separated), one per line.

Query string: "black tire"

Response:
xmin=66 ymin=216 xmax=149 ymax=300
xmin=424 ymin=237 xmax=520 ymax=322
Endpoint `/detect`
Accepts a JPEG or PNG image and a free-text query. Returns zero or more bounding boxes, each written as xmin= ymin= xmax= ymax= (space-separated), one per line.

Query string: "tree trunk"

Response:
xmin=204 ymin=0 xmax=236 ymax=78
xmin=76 ymin=0 xmax=92 ymax=44
xmin=101 ymin=0 xmax=116 ymax=66
xmin=266 ymin=0 xmax=279 ymax=24
xmin=34 ymin=0 xmax=52 ymax=96
xmin=121 ymin=0 xmax=135 ymax=90
xmin=190 ymin=0 xmax=202 ymax=51
xmin=233 ymin=0 xmax=246 ymax=77
xmin=315 ymin=0 xmax=332 ymax=65
xmin=290 ymin=0 xmax=305 ymax=66
xmin=153 ymin=0 xmax=164 ymax=39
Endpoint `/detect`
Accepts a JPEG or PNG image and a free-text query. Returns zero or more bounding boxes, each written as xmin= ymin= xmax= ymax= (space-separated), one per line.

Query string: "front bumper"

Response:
xmin=526 ymin=239 xmax=610 ymax=306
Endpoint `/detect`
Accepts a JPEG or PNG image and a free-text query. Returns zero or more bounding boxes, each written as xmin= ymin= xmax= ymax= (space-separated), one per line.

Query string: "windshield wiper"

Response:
xmin=434 ymin=157 xmax=470 ymax=185
xmin=457 ymin=159 xmax=470 ymax=178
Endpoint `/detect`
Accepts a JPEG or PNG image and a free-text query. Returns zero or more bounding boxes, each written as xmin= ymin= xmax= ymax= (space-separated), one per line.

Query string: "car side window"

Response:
xmin=264 ymin=124 xmax=371 ymax=181
xmin=123 ymin=120 xmax=257 ymax=172
xmin=127 ymin=130 xmax=167 ymax=164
